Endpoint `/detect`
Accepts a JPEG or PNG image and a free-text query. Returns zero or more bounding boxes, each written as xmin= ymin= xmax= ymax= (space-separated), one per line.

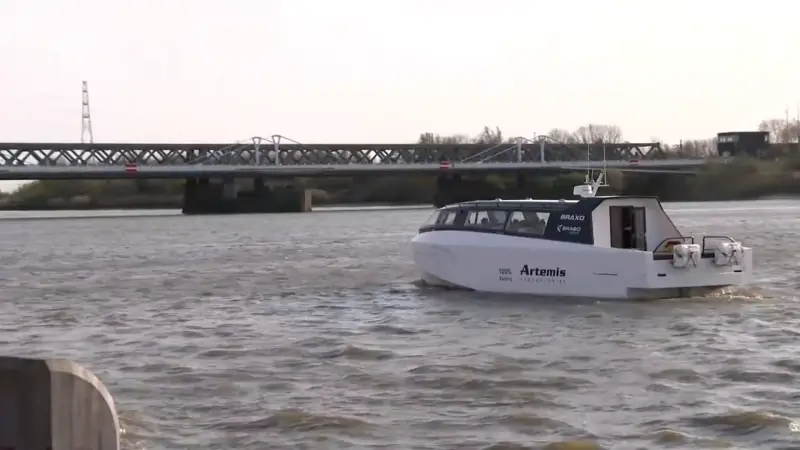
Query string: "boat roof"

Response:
xmin=440 ymin=195 xmax=662 ymax=211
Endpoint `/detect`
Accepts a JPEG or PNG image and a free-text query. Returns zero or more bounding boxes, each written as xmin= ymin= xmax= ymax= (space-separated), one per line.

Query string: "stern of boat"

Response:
xmin=633 ymin=236 xmax=753 ymax=299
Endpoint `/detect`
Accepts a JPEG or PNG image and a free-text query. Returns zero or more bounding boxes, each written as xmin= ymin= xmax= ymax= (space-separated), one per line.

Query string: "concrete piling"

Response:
xmin=0 ymin=356 xmax=119 ymax=450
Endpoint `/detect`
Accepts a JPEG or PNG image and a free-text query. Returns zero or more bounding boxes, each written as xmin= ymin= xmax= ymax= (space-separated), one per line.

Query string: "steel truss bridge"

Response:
xmin=0 ymin=136 xmax=708 ymax=180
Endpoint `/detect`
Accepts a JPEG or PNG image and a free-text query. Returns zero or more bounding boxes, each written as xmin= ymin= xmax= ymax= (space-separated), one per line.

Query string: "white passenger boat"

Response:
xmin=411 ymin=172 xmax=752 ymax=300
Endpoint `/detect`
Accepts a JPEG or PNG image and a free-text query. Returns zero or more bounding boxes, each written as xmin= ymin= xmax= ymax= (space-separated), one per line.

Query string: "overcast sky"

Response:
xmin=1 ymin=0 xmax=799 ymax=191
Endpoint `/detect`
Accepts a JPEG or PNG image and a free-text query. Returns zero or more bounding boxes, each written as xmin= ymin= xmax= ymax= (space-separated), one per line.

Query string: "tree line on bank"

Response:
xmin=2 ymin=121 xmax=799 ymax=209
xmin=418 ymin=117 xmax=800 ymax=159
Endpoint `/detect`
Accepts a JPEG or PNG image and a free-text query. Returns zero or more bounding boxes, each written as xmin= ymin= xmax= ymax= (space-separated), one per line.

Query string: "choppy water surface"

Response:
xmin=1 ymin=200 xmax=799 ymax=450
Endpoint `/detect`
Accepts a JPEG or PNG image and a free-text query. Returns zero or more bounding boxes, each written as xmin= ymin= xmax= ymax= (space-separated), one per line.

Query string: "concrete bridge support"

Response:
xmin=222 ymin=177 xmax=238 ymax=200
xmin=181 ymin=177 xmax=312 ymax=215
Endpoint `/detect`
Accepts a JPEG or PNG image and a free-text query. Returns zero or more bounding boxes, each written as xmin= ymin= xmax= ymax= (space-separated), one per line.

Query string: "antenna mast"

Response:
xmin=585 ymin=142 xmax=591 ymax=183
xmin=81 ymin=81 xmax=94 ymax=144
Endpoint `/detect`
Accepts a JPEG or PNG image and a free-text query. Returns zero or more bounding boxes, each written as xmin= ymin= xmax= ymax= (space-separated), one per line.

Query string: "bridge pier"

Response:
xmin=181 ymin=177 xmax=312 ymax=215
xmin=222 ymin=177 xmax=238 ymax=199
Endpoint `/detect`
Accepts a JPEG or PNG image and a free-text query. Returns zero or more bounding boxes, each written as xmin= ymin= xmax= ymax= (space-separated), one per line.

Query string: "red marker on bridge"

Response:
xmin=629 ymin=159 xmax=639 ymax=166
xmin=439 ymin=160 xmax=452 ymax=170
xmin=124 ymin=162 xmax=138 ymax=173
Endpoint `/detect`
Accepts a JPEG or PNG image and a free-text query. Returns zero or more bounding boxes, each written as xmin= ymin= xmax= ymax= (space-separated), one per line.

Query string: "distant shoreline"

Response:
xmin=3 ymin=160 xmax=800 ymax=212
xmin=0 ymin=198 xmax=797 ymax=216
xmin=1 ymin=194 xmax=798 ymax=213
xmin=0 ymin=200 xmax=431 ymax=212
xmin=0 ymin=203 xmax=434 ymax=220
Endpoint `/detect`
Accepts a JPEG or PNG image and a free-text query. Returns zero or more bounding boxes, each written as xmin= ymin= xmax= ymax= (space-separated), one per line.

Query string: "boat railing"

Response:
xmin=700 ymin=235 xmax=737 ymax=256
xmin=652 ymin=235 xmax=738 ymax=260
xmin=652 ymin=236 xmax=694 ymax=255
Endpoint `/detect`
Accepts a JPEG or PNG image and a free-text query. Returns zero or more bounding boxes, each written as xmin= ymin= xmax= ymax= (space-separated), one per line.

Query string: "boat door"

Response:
xmin=609 ymin=206 xmax=647 ymax=251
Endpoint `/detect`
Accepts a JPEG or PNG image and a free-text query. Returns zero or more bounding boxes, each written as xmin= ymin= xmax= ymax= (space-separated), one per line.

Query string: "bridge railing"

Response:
xmin=460 ymin=141 xmax=517 ymax=163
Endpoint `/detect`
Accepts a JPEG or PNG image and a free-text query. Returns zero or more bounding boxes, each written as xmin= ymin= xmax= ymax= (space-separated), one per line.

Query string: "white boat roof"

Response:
xmin=441 ymin=195 xmax=661 ymax=210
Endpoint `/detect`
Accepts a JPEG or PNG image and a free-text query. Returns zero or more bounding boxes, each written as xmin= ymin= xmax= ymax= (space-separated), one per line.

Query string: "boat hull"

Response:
xmin=411 ymin=230 xmax=752 ymax=300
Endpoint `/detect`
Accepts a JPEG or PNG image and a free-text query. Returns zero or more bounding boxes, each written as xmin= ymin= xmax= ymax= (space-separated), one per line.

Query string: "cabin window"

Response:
xmin=488 ymin=210 xmax=509 ymax=228
xmin=430 ymin=209 xmax=456 ymax=226
xmin=505 ymin=210 xmax=550 ymax=236
xmin=463 ymin=209 xmax=508 ymax=230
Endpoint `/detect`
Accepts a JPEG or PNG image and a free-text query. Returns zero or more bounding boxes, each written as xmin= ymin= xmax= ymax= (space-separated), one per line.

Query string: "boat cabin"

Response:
xmin=418 ymin=196 xmax=684 ymax=252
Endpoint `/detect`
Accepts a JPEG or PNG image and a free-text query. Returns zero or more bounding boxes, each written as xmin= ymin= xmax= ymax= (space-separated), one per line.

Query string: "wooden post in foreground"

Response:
xmin=0 ymin=356 xmax=120 ymax=450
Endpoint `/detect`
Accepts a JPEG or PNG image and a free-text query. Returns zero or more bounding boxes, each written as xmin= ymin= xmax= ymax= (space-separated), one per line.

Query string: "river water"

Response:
xmin=0 ymin=200 xmax=798 ymax=450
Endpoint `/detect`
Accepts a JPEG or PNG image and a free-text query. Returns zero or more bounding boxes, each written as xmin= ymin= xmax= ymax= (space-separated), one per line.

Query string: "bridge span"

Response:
xmin=0 ymin=138 xmax=669 ymax=167
xmin=0 ymin=138 xmax=714 ymax=214
xmin=0 ymin=159 xmax=706 ymax=180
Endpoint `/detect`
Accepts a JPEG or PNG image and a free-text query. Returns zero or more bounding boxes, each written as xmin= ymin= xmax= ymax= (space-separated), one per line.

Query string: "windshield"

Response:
xmin=421 ymin=208 xmax=458 ymax=227
xmin=422 ymin=210 xmax=440 ymax=226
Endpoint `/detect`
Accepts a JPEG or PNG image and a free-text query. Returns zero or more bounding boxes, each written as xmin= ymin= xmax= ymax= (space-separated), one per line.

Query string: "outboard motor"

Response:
xmin=672 ymin=244 xmax=701 ymax=269
xmin=713 ymin=241 xmax=745 ymax=266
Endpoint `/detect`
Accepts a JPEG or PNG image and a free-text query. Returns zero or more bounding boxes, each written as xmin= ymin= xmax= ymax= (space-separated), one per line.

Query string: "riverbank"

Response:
xmin=0 ymin=197 xmax=431 ymax=211
xmin=1 ymin=159 xmax=797 ymax=210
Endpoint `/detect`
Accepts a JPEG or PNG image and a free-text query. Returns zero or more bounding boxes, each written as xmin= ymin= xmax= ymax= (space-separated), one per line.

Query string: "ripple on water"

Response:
xmin=682 ymin=409 xmax=800 ymax=448
xmin=0 ymin=202 xmax=799 ymax=449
